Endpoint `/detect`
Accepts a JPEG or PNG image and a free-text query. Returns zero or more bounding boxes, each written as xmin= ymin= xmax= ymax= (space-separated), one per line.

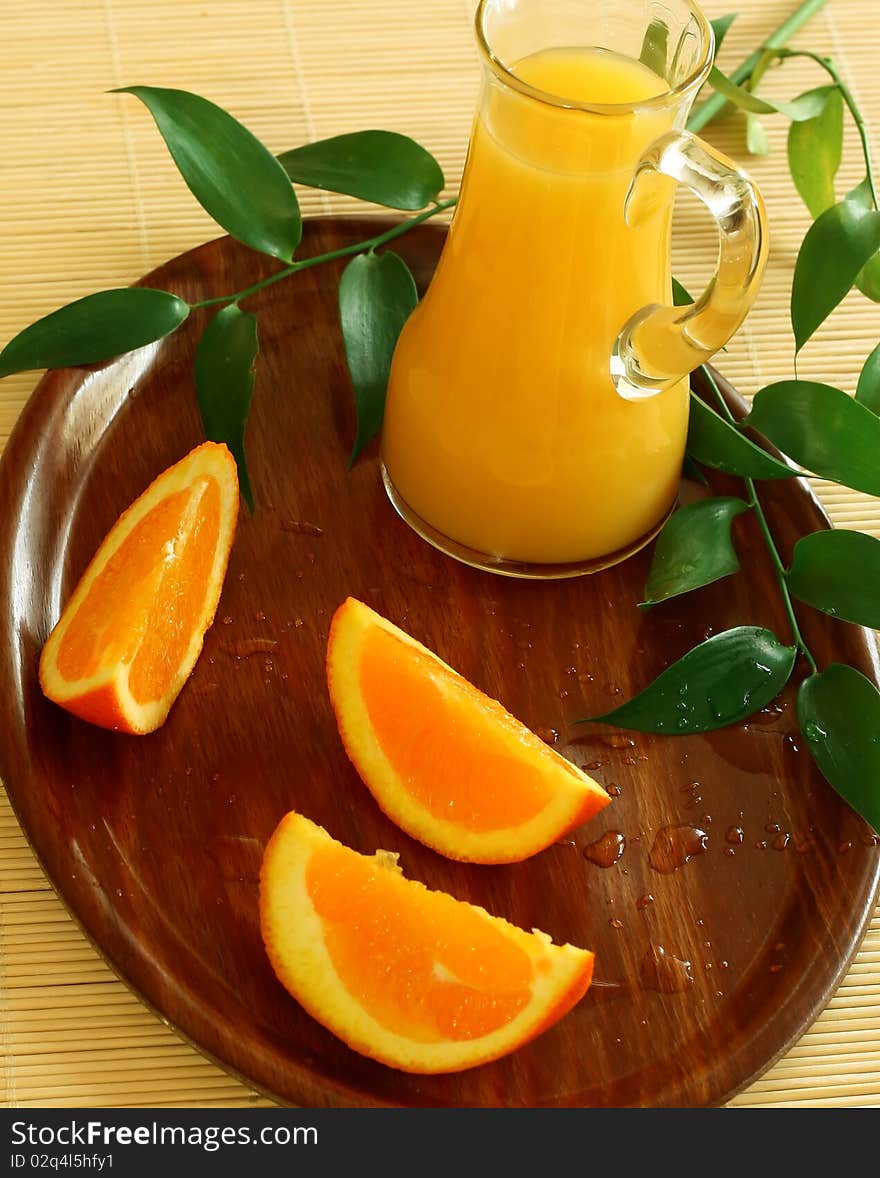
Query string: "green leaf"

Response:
xmin=845 ymin=178 xmax=880 ymax=302
xmin=0 ymin=288 xmax=189 ymax=378
xmin=746 ymin=113 xmax=770 ymax=156
xmin=194 ymin=304 xmax=258 ymax=511
xmin=339 ymin=250 xmax=418 ymax=463
xmin=116 ymin=86 xmax=301 ymax=262
xmin=641 ymin=497 xmax=751 ymax=608
xmin=747 ymin=380 xmax=880 ymax=496
xmin=856 ymin=254 xmax=880 ymax=302
xmin=582 ymin=627 xmax=796 ymax=734
xmin=707 ymin=67 xmax=834 ymax=121
xmin=787 ymin=86 xmax=843 ymax=218
xmin=790 ymin=196 xmax=880 ymax=352
xmin=278 ymin=131 xmax=444 ymax=212
xmin=639 ymin=19 xmax=669 ymax=78
xmin=671 ymin=277 xmax=693 ymax=306
xmin=687 ymin=394 xmax=795 ymax=479
xmin=710 ymin=14 xmax=738 ymax=58
xmin=855 ymin=341 xmax=880 ymax=413
xmin=786 ymin=529 xmax=880 ymax=628
xmin=681 ymin=454 xmax=708 ymax=485
xmin=798 ymin=665 xmax=880 ymax=833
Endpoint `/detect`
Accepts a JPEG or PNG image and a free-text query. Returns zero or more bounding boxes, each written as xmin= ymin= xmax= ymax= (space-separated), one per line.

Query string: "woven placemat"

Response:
xmin=1 ymin=0 xmax=878 ymax=1108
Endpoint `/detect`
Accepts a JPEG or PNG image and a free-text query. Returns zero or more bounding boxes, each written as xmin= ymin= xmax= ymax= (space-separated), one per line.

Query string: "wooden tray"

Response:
xmin=1 ymin=218 xmax=878 ymax=1108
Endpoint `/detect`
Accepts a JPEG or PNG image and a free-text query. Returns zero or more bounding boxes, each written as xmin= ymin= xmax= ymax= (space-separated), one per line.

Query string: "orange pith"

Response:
xmin=327 ymin=598 xmax=609 ymax=863
xmin=39 ymin=441 xmax=238 ymax=734
xmin=260 ymin=811 xmax=595 ymax=1073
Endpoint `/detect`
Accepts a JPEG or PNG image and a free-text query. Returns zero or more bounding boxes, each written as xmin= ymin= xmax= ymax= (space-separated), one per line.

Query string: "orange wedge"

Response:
xmin=260 ymin=811 xmax=594 ymax=1073
xmin=39 ymin=441 xmax=238 ymax=734
xmin=327 ymin=597 xmax=609 ymax=863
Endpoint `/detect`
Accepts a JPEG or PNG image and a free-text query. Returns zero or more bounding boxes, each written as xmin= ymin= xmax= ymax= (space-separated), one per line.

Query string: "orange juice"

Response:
xmin=382 ymin=47 xmax=691 ymax=567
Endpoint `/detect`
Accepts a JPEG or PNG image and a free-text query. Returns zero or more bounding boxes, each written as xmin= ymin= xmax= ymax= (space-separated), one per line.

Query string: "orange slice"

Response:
xmin=327 ymin=597 xmax=610 ymax=863
xmin=39 ymin=441 xmax=239 ymax=734
xmin=260 ymin=811 xmax=594 ymax=1073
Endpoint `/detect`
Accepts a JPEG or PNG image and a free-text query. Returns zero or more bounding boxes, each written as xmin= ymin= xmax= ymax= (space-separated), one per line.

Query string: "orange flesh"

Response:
xmin=359 ymin=625 xmax=556 ymax=831
xmin=56 ymin=477 xmax=221 ymax=703
xmin=306 ymin=840 xmax=536 ymax=1042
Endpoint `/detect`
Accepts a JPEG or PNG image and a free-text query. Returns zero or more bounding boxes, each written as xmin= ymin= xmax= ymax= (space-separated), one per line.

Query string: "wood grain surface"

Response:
xmin=0 ymin=218 xmax=877 ymax=1108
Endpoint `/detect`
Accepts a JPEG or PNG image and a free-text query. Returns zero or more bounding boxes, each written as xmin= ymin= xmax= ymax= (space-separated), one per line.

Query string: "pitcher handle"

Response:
xmin=612 ymin=130 xmax=768 ymax=402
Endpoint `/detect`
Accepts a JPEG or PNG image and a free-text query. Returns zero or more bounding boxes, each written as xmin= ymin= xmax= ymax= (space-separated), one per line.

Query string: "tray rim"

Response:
xmin=1 ymin=216 xmax=878 ymax=1109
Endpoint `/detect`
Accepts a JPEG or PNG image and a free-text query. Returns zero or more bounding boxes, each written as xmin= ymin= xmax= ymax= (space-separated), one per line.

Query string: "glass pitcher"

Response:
xmin=382 ymin=0 xmax=767 ymax=578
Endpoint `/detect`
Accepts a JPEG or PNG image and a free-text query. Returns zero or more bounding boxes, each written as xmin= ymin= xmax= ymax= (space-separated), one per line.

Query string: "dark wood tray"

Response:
xmin=1 ymin=217 xmax=877 ymax=1108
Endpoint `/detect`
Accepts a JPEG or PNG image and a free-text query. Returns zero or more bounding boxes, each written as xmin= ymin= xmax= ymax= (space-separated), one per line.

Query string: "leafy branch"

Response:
xmin=0 ymin=88 xmax=455 ymax=507
xmin=584 ymin=6 xmax=880 ymax=833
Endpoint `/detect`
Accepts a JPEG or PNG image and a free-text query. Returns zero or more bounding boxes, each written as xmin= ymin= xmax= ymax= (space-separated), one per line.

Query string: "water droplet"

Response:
xmin=226 ymin=637 xmax=279 ymax=659
xmin=859 ymin=832 xmax=880 ymax=847
xmin=639 ymin=944 xmax=694 ymax=993
xmin=726 ymin=825 xmax=744 ymax=845
xmin=536 ymin=726 xmax=559 ymax=745
xmin=636 ymin=893 xmax=654 ymax=911
xmin=755 ymin=840 xmax=768 ymax=850
xmin=280 ymin=518 xmax=323 ymax=537
xmin=601 ymin=734 xmax=635 ymax=750
xmin=609 ymin=917 xmax=624 ymax=930
xmin=765 ymin=822 xmax=781 ymax=835
xmin=772 ymin=832 xmax=790 ymax=851
xmin=648 ymin=825 xmax=709 ymax=874
xmin=837 ymin=840 xmax=853 ymax=855
xmin=607 ymin=783 xmax=622 ymax=798
xmin=583 ymin=831 xmax=626 ymax=868
xmin=804 ymin=721 xmax=827 ymax=741
xmin=581 ymin=760 xmax=603 ymax=771
xmin=724 ymin=847 xmax=736 ymax=857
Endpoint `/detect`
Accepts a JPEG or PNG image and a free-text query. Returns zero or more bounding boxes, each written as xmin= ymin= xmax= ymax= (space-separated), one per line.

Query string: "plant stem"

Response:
xmin=687 ymin=0 xmax=829 ymax=134
xmin=699 ymin=365 xmax=818 ymax=673
xmin=747 ymin=483 xmax=817 ymax=672
xmin=191 ymin=197 xmax=458 ymax=311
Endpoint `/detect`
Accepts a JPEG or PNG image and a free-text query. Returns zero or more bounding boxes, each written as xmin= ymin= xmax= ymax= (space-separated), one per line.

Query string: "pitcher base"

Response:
xmin=381 ymin=466 xmax=675 ymax=580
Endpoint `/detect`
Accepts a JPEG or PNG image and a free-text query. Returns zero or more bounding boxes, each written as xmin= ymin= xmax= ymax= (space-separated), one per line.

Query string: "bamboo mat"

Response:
xmin=1 ymin=0 xmax=878 ymax=1108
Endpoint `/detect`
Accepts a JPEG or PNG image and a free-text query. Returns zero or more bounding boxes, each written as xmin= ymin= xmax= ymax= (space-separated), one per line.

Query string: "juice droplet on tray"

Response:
xmin=648 ymin=825 xmax=709 ymax=874
xmin=639 ymin=944 xmax=694 ymax=993
xmin=601 ymin=734 xmax=635 ymax=749
xmin=583 ymin=830 xmax=626 ymax=868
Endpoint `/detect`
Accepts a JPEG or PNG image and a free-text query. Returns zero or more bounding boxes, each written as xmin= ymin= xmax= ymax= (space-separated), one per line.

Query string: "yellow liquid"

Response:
xmin=382 ymin=47 xmax=691 ymax=566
